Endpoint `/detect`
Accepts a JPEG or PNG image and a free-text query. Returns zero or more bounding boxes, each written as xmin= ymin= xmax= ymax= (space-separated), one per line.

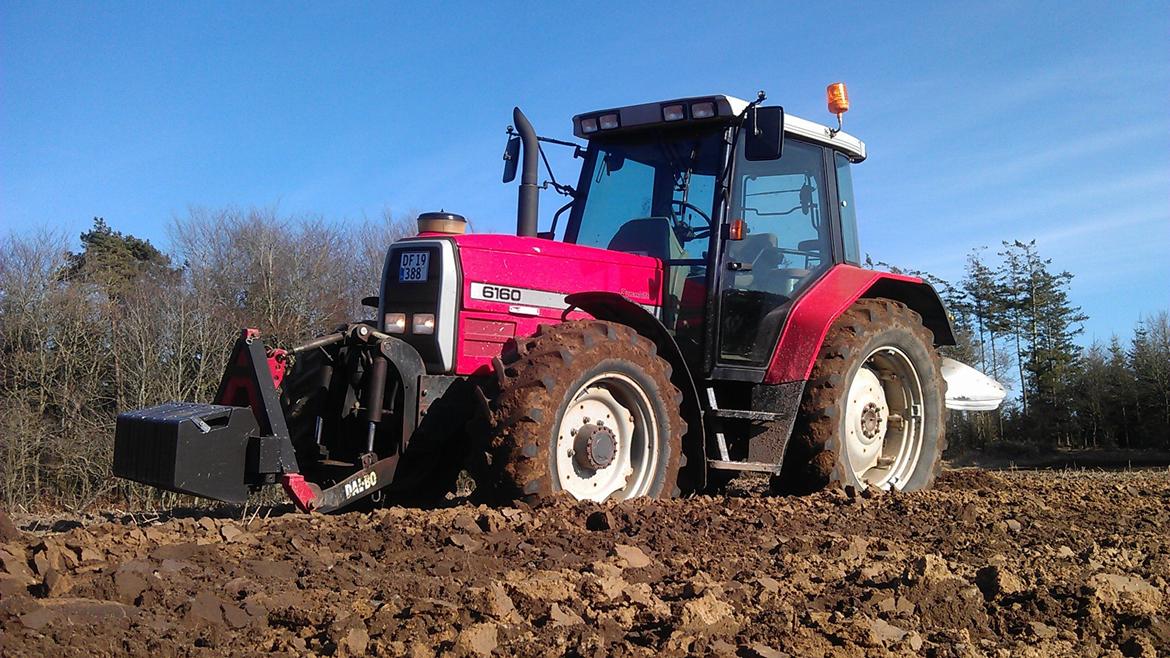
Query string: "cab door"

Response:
xmin=717 ymin=138 xmax=836 ymax=369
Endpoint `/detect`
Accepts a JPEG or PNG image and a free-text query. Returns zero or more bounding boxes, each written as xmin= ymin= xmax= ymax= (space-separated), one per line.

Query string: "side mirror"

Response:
xmin=745 ymin=106 xmax=784 ymax=161
xmin=502 ymin=135 xmax=521 ymax=183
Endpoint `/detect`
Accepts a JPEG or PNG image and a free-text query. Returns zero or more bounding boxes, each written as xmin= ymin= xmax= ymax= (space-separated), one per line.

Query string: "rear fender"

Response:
xmin=861 ymin=277 xmax=955 ymax=347
xmin=564 ymin=291 xmax=706 ymax=490
xmin=764 ymin=265 xmax=956 ymax=385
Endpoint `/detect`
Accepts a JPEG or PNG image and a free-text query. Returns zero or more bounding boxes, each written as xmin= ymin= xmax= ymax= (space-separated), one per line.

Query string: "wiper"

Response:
xmin=679 ymin=145 xmax=698 ymax=210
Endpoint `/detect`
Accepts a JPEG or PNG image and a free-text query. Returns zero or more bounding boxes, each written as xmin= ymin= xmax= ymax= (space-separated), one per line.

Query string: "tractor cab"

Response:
xmin=560 ymin=94 xmax=867 ymax=375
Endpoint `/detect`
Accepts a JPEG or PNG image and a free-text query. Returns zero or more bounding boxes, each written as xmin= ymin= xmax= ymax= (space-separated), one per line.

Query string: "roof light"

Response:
xmin=598 ymin=113 xmax=620 ymax=130
xmin=580 ymin=117 xmax=599 ymax=134
xmin=691 ymin=101 xmax=716 ymax=119
xmin=662 ymin=104 xmax=686 ymax=122
xmin=827 ymin=82 xmax=850 ymax=115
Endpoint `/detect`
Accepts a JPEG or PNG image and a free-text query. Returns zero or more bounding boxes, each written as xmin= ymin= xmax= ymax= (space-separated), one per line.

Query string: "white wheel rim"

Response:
xmin=843 ymin=346 xmax=924 ymax=490
xmin=554 ymin=372 xmax=660 ymax=501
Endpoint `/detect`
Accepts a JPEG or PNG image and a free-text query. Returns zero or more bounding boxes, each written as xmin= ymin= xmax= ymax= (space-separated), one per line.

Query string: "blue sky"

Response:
xmin=2 ymin=1 xmax=1167 ymax=343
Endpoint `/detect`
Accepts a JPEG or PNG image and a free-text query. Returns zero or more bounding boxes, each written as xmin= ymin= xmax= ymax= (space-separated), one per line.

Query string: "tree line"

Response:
xmin=870 ymin=241 xmax=1169 ymax=453
xmin=0 ymin=213 xmax=1166 ymax=511
xmin=0 ymin=209 xmax=415 ymax=511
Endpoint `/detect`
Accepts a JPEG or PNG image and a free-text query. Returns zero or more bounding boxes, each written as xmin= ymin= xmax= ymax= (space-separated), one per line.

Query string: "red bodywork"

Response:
xmin=414 ymin=234 xmax=929 ymax=388
xmin=424 ymin=233 xmax=665 ymax=376
xmin=763 ymin=265 xmax=924 ymax=384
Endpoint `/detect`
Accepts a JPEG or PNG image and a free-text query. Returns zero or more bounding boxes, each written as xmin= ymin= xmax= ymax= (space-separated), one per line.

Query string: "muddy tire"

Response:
xmin=775 ymin=298 xmax=947 ymax=494
xmin=488 ymin=320 xmax=685 ymax=503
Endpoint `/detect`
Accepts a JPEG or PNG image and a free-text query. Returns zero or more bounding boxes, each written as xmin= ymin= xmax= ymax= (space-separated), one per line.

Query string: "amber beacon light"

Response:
xmin=827 ymin=82 xmax=850 ymax=135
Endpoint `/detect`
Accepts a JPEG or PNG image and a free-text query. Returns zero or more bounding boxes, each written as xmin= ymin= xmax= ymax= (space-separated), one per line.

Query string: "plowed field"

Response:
xmin=1 ymin=469 xmax=1167 ymax=657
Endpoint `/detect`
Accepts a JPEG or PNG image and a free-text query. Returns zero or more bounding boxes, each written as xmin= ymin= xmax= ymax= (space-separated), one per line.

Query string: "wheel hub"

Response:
xmin=860 ymin=402 xmax=883 ymax=439
xmin=573 ymin=424 xmax=617 ymax=471
xmin=844 ymin=366 xmax=888 ymax=475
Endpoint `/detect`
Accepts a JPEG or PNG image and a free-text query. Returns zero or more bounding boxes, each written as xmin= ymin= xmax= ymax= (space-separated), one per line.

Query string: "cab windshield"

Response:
xmin=567 ymin=127 xmax=725 ymax=259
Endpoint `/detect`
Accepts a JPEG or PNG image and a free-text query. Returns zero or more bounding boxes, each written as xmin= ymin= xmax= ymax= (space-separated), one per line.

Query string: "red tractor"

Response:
xmin=114 ymin=86 xmax=1004 ymax=512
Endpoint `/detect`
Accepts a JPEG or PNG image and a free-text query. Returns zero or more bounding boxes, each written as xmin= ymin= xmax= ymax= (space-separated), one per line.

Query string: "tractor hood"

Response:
xmin=392 ymin=232 xmax=665 ymax=376
xmin=444 ymin=233 xmax=665 ymax=311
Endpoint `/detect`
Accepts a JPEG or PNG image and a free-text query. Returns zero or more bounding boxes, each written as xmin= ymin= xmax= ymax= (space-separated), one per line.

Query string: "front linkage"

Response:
xmin=114 ymin=325 xmax=429 ymax=513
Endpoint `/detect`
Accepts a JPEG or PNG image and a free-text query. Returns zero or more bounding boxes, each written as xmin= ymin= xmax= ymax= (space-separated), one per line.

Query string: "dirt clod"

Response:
xmin=975 ymin=564 xmax=1025 ymax=598
xmin=612 ymin=543 xmax=652 ymax=568
xmin=1089 ymin=572 xmax=1164 ymax=615
xmin=585 ymin=509 xmax=614 ymax=531
xmin=0 ymin=510 xmax=20 ymax=542
xmin=679 ymin=592 xmax=735 ymax=629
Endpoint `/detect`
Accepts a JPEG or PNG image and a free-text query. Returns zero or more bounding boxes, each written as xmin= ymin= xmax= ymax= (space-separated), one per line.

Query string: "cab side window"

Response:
xmin=728 ymin=139 xmax=829 ymax=298
xmin=835 ymin=152 xmax=861 ymax=265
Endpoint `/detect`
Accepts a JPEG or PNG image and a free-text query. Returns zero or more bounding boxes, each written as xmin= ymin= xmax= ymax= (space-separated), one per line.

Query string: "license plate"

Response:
xmin=399 ymin=252 xmax=429 ymax=283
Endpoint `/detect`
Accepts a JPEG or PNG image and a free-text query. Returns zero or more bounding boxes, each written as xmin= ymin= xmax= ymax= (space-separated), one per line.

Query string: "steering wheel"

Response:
xmin=670 ymin=200 xmax=713 ymax=242
xmin=671 ymin=199 xmax=713 ymax=226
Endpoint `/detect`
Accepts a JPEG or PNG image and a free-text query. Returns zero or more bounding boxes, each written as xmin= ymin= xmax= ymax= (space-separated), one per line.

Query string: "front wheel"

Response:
xmin=776 ymin=298 xmax=947 ymax=494
xmin=488 ymin=321 xmax=685 ymax=503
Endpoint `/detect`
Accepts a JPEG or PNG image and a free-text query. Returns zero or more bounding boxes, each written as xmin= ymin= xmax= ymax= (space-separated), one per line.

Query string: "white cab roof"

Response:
xmin=573 ymin=94 xmax=866 ymax=162
xmin=706 ymin=95 xmax=867 ymax=162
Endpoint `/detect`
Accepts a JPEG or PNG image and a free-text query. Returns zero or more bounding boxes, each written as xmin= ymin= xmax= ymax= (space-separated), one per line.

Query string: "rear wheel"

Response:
xmin=488 ymin=321 xmax=685 ymax=503
xmin=775 ymin=298 xmax=946 ymax=494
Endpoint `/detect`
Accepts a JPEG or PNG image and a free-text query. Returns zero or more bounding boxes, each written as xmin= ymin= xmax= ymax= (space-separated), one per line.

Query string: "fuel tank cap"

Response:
xmin=417 ymin=211 xmax=467 ymax=235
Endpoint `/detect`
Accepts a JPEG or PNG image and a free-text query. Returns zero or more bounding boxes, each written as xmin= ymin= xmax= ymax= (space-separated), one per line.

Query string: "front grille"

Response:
xmin=381 ymin=244 xmax=446 ymax=371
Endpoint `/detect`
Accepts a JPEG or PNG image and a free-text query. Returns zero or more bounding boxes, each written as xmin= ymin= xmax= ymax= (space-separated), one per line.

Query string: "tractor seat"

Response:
xmin=752 ymin=246 xmax=811 ymax=297
xmin=607 ymin=217 xmax=686 ymax=261
xmin=796 ymin=238 xmax=821 ymax=252
xmin=729 ymin=232 xmax=777 ymax=264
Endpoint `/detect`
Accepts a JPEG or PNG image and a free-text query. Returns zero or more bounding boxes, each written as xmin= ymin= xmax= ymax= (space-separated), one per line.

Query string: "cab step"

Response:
xmin=707 ymin=459 xmax=782 ymax=474
xmin=706 ymin=408 xmax=784 ymax=422
xmin=703 ymin=387 xmax=795 ymax=474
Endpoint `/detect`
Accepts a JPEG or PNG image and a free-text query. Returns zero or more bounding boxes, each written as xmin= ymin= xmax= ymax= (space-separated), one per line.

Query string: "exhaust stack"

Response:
xmin=513 ymin=107 xmax=539 ymax=237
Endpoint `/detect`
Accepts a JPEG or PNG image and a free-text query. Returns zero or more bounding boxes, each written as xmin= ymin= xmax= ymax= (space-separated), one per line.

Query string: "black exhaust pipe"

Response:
xmin=513 ymin=107 xmax=539 ymax=238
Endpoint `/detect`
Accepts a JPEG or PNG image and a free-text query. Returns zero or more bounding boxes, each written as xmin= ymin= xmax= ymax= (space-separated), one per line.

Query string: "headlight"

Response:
xmin=580 ymin=117 xmax=598 ymax=134
xmin=598 ymin=113 xmax=620 ymax=130
xmin=384 ymin=312 xmax=407 ymax=334
xmin=412 ymin=313 xmax=435 ymax=335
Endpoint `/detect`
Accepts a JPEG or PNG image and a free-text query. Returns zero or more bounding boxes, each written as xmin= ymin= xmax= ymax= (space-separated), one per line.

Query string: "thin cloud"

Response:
xmin=1030 ymin=205 xmax=1169 ymax=245
xmin=944 ymin=166 xmax=1170 ymax=229
xmin=896 ymin=203 xmax=1168 ymax=279
xmin=963 ymin=125 xmax=1164 ymax=182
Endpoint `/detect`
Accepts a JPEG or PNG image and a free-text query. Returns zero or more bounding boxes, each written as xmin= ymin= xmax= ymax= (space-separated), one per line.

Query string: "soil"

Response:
xmin=1 ymin=469 xmax=1168 ymax=657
